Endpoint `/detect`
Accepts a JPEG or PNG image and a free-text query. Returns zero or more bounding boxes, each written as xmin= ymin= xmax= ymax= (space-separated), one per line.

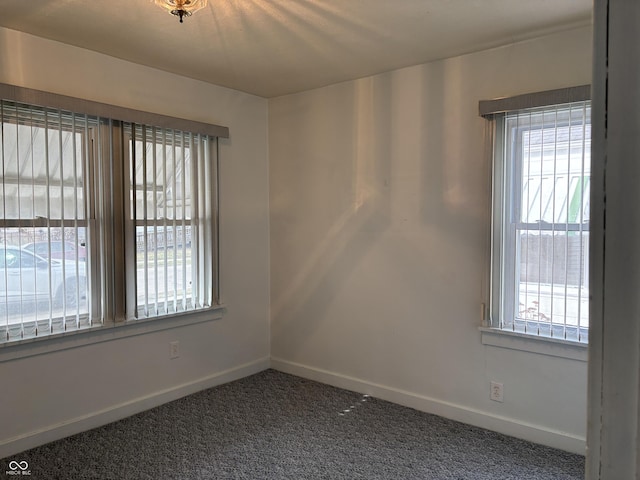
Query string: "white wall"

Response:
xmin=269 ymin=26 xmax=592 ymax=454
xmin=0 ymin=28 xmax=270 ymax=458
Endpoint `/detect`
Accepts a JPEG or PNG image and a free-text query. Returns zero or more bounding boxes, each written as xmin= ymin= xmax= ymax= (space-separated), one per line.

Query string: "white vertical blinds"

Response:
xmin=498 ymin=101 xmax=591 ymax=342
xmin=0 ymin=101 xmax=97 ymax=341
xmin=0 ymin=86 xmax=224 ymax=345
xmin=125 ymin=124 xmax=216 ymax=320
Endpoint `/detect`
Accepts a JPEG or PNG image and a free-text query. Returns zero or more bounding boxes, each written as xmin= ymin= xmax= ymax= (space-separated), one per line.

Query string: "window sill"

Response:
xmin=0 ymin=305 xmax=226 ymax=363
xmin=480 ymin=327 xmax=588 ymax=362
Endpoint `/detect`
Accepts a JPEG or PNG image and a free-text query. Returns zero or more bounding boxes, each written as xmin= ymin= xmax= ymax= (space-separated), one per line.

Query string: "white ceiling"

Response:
xmin=0 ymin=0 xmax=592 ymax=98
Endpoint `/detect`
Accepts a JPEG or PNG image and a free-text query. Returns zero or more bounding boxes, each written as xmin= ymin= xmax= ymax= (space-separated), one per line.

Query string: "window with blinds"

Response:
xmin=491 ymin=99 xmax=591 ymax=343
xmin=0 ymin=102 xmax=98 ymax=341
xmin=125 ymin=124 xmax=216 ymax=319
xmin=0 ymin=86 xmax=225 ymax=345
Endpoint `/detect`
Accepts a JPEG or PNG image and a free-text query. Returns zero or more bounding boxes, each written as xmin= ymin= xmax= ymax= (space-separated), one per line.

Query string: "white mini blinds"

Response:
xmin=0 ymin=85 xmax=226 ymax=345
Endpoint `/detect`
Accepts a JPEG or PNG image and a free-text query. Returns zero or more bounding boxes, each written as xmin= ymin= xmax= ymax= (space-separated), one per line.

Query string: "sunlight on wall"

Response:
xmin=270 ymin=78 xmax=388 ymax=327
xmin=0 ymin=29 xmax=26 ymax=87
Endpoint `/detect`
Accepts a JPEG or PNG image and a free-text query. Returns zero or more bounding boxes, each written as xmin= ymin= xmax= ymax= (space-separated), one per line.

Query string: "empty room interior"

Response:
xmin=0 ymin=1 xmax=637 ymax=478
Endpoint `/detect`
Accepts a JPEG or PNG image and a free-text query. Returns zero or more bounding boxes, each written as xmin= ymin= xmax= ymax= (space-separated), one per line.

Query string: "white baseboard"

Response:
xmin=270 ymin=357 xmax=586 ymax=456
xmin=0 ymin=356 xmax=270 ymax=459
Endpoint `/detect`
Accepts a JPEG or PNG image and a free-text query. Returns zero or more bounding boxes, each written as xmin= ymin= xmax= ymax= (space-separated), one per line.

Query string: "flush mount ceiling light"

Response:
xmin=154 ymin=0 xmax=208 ymax=23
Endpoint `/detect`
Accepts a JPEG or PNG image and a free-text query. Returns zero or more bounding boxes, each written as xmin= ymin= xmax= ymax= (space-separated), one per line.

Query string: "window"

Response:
xmin=125 ymin=124 xmax=216 ymax=319
xmin=0 ymin=103 xmax=94 ymax=341
xmin=484 ymin=89 xmax=591 ymax=343
xmin=0 ymin=86 xmax=226 ymax=345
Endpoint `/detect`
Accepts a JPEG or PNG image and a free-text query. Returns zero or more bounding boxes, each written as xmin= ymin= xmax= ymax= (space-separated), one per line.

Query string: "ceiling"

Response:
xmin=0 ymin=0 xmax=592 ymax=98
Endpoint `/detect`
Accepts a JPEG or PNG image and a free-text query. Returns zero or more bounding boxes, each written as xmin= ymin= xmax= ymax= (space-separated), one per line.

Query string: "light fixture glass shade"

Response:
xmin=154 ymin=0 xmax=208 ymax=22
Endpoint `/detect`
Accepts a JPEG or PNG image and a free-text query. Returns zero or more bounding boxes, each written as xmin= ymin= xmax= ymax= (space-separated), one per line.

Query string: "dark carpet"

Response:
xmin=1 ymin=369 xmax=584 ymax=479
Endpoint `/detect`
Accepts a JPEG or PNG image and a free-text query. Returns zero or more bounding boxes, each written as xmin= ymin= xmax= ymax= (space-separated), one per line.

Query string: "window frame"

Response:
xmin=0 ymin=105 xmax=99 ymax=340
xmin=0 ymin=83 xmax=228 ymax=354
xmin=123 ymin=123 xmax=218 ymax=320
xmin=480 ymin=86 xmax=591 ymax=347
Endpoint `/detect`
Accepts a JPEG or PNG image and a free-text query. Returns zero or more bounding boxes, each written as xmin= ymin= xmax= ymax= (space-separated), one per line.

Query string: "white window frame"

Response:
xmin=123 ymin=123 xmax=217 ymax=320
xmin=0 ymin=104 xmax=100 ymax=341
xmin=0 ymin=83 xmax=228 ymax=353
xmin=480 ymin=86 xmax=591 ymax=348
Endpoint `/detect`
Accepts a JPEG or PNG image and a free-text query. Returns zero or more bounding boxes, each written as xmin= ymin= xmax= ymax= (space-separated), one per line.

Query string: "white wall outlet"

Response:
xmin=490 ymin=381 xmax=504 ymax=402
xmin=169 ymin=341 xmax=180 ymax=359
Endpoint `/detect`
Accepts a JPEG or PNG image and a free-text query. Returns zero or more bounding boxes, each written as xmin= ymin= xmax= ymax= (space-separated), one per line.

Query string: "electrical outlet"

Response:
xmin=490 ymin=381 xmax=504 ymax=402
xmin=169 ymin=341 xmax=180 ymax=359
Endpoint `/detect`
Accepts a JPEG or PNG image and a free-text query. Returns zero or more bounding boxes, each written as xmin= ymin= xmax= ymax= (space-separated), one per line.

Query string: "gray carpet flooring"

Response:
xmin=2 ymin=369 xmax=584 ymax=479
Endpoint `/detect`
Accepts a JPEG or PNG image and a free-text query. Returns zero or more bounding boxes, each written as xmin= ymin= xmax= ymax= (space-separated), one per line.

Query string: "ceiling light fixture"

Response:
xmin=154 ymin=0 xmax=207 ymax=23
